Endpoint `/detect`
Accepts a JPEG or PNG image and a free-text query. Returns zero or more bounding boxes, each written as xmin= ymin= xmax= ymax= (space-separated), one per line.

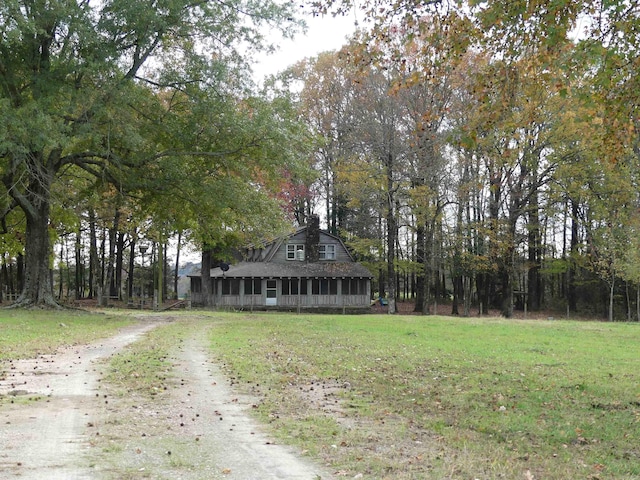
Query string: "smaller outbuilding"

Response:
xmin=190 ymin=216 xmax=372 ymax=312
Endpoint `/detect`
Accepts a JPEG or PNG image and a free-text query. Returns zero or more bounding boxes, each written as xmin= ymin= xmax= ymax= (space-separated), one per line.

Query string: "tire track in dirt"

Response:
xmin=0 ymin=320 xmax=161 ymax=479
xmin=2 ymin=316 xmax=334 ymax=479
xmin=170 ymin=334 xmax=334 ymax=479
xmin=93 ymin=329 xmax=334 ymax=479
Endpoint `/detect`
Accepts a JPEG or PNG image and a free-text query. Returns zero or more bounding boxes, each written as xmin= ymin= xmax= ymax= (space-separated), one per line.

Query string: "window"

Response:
xmin=312 ymin=278 xmax=337 ymax=295
xmin=286 ymin=244 xmax=305 ymax=260
xmin=244 ymin=279 xmax=261 ymax=295
xmin=281 ymin=278 xmax=309 ymax=295
xmin=221 ymin=278 xmax=240 ymax=295
xmin=319 ymin=244 xmax=336 ymax=260
xmin=343 ymin=278 xmax=367 ymax=295
xmin=282 ymin=279 xmax=298 ymax=295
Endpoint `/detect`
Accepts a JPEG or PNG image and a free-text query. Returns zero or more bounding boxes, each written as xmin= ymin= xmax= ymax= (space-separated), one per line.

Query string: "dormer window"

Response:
xmin=319 ymin=244 xmax=336 ymax=260
xmin=287 ymin=244 xmax=305 ymax=260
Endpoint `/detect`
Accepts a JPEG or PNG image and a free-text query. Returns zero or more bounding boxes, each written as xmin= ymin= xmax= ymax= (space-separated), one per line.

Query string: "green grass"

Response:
xmin=207 ymin=313 xmax=640 ymax=480
xmin=3 ymin=310 xmax=637 ymax=478
xmin=102 ymin=321 xmax=189 ymax=397
xmin=0 ymin=310 xmax=132 ymax=360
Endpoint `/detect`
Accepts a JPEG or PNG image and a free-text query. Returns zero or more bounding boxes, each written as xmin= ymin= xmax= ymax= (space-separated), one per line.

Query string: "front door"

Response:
xmin=266 ymin=279 xmax=277 ymax=306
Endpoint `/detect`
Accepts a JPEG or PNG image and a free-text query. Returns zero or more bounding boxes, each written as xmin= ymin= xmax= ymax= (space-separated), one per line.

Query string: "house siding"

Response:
xmin=190 ymin=276 xmax=371 ymax=312
xmin=189 ymin=222 xmax=372 ymax=312
xmin=276 ymin=232 xmax=351 ymax=263
xmin=191 ymin=292 xmax=370 ymax=309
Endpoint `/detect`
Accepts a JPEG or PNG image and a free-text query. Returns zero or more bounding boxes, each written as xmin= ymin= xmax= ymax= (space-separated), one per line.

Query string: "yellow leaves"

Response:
xmin=408 ymin=184 xmax=436 ymax=214
xmin=335 ymin=156 xmax=386 ymax=208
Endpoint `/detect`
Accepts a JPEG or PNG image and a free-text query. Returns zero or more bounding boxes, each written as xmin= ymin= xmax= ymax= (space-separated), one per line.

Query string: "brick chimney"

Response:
xmin=305 ymin=214 xmax=320 ymax=262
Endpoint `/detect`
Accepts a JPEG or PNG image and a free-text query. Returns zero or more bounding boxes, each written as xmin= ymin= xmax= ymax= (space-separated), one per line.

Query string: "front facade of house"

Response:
xmin=190 ymin=219 xmax=372 ymax=312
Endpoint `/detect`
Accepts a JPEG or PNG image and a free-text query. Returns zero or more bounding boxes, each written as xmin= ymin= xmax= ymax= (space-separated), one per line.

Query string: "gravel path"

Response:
xmin=0 ymin=321 xmax=159 ymax=479
xmin=0 ymin=318 xmax=333 ymax=480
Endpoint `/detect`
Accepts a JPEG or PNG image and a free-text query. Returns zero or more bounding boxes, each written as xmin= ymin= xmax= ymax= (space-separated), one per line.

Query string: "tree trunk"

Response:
xmin=378 ymin=269 xmax=386 ymax=299
xmin=88 ymin=210 xmax=99 ymax=299
xmin=527 ymin=193 xmax=542 ymax=311
xmin=1 ymin=255 xmax=8 ymax=303
xmin=386 ymin=159 xmax=397 ymax=315
xmin=16 ymin=253 xmax=24 ymax=296
xmin=156 ymin=240 xmax=164 ymax=309
xmin=421 ymin=260 xmax=430 ymax=314
xmin=463 ymin=275 xmax=472 ymax=317
xmin=75 ymin=229 xmax=83 ymax=300
xmin=608 ymin=280 xmax=614 ymax=322
xmin=500 ymin=220 xmax=516 ymax=318
xmin=421 ymin=221 xmax=434 ymax=315
xmin=101 ymin=209 xmax=119 ymax=307
xmin=501 ymin=266 xmax=514 ymax=318
xmin=451 ymin=274 xmax=461 ymax=315
xmin=567 ymin=199 xmax=579 ymax=312
xmin=128 ymin=237 xmax=136 ymax=302
xmin=201 ymin=248 xmax=212 ymax=307
xmin=3 ymin=256 xmax=13 ymax=298
xmin=174 ymin=231 xmax=182 ymax=299
xmin=414 ymin=224 xmax=425 ymax=313
xmin=163 ymin=242 xmax=168 ymax=300
xmin=115 ymin=230 xmax=125 ymax=300
xmin=98 ymin=226 xmax=106 ymax=304
xmin=58 ymin=243 xmax=64 ymax=300
xmin=387 ymin=218 xmax=397 ymax=315
xmin=16 ymin=193 xmax=58 ymax=307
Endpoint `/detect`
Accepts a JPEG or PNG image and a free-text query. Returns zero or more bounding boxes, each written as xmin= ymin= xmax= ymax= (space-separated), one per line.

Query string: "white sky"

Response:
xmin=253 ymin=13 xmax=360 ymax=81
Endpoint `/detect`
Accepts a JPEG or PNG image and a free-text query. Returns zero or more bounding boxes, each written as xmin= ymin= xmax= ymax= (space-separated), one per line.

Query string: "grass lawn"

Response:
xmin=207 ymin=313 xmax=640 ymax=480
xmin=0 ymin=309 xmax=132 ymax=361
xmin=1 ymin=310 xmax=637 ymax=479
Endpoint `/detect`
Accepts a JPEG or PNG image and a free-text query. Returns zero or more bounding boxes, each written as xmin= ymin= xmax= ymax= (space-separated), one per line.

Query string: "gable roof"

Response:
xmin=209 ymin=260 xmax=371 ymax=279
xmin=262 ymin=228 xmax=354 ymax=262
xmin=207 ymin=225 xmax=371 ymax=279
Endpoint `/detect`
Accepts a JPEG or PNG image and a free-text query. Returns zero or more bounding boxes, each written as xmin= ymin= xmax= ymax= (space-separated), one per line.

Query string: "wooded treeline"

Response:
xmin=1 ymin=208 xmax=182 ymax=307
xmin=2 ymin=0 xmax=639 ymax=320
xmin=275 ymin=0 xmax=640 ymax=320
xmin=0 ymin=0 xmax=311 ymax=307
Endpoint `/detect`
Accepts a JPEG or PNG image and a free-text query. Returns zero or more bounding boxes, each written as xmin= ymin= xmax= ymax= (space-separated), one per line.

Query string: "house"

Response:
xmin=189 ymin=216 xmax=372 ymax=312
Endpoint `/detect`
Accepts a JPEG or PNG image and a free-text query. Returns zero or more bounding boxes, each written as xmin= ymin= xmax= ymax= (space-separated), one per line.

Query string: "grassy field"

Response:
xmin=1 ymin=310 xmax=638 ymax=479
xmin=207 ymin=313 xmax=640 ymax=480
xmin=0 ymin=309 xmax=132 ymax=361
xmin=102 ymin=319 xmax=187 ymax=396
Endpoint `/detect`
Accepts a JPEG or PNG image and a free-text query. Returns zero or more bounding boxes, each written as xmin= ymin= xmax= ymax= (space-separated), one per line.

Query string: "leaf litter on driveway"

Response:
xmin=1 ymin=317 xmax=334 ymax=480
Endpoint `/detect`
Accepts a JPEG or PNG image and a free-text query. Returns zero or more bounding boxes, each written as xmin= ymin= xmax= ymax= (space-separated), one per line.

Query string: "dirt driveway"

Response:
xmin=0 ymin=317 xmax=333 ymax=479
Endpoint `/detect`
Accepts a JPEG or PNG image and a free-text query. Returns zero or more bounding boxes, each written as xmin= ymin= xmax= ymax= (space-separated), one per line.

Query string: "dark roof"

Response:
xmin=209 ymin=261 xmax=372 ymax=279
xmin=245 ymin=227 xmax=355 ymax=263
xmin=188 ymin=224 xmax=371 ymax=280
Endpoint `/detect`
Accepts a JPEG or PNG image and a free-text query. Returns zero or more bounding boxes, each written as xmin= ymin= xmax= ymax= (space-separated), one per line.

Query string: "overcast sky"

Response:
xmin=253 ymin=12 xmax=359 ymax=81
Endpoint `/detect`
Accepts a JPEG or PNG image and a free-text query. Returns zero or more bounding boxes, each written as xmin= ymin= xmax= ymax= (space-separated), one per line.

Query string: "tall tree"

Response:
xmin=0 ymin=0 xmax=301 ymax=307
xmin=286 ymin=50 xmax=358 ymax=233
xmin=297 ymin=0 xmax=640 ymax=318
xmin=388 ymin=25 xmax=455 ymax=314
